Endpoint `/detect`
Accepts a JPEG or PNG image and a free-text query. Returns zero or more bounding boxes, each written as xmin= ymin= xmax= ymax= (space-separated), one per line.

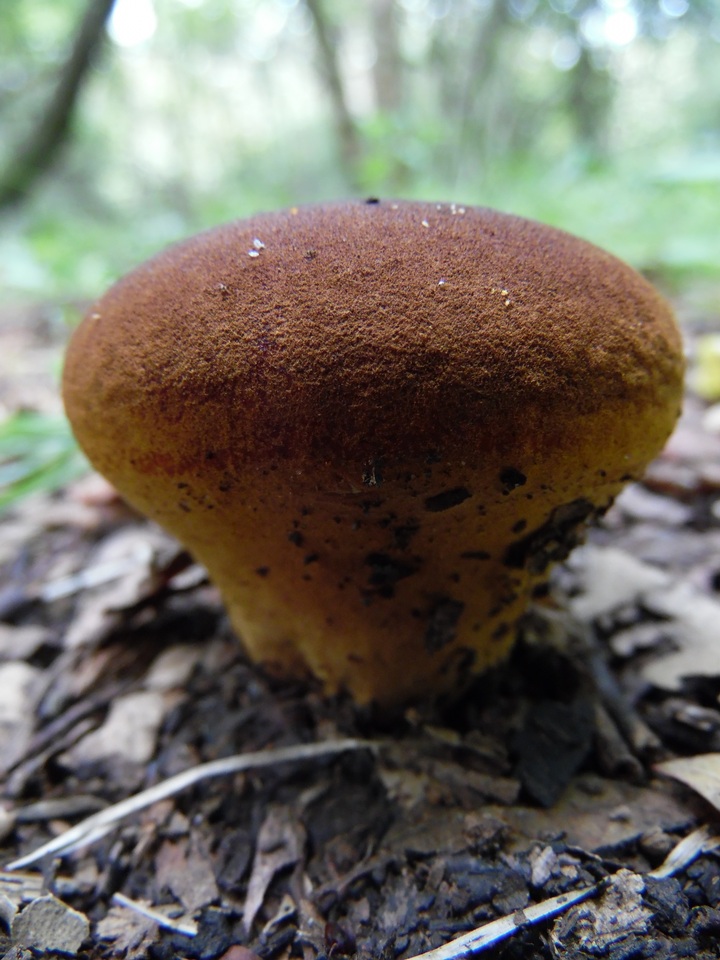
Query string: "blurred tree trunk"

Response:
xmin=430 ymin=0 xmax=513 ymax=183
xmin=369 ymin=0 xmax=410 ymax=191
xmin=303 ymin=0 xmax=362 ymax=187
xmin=455 ymin=0 xmax=511 ymax=167
xmin=567 ymin=46 xmax=614 ymax=155
xmin=0 ymin=0 xmax=117 ymax=209
xmin=372 ymin=0 xmax=402 ymax=114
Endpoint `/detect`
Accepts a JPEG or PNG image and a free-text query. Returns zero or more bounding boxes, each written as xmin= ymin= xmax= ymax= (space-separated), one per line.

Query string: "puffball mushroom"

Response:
xmin=63 ymin=201 xmax=684 ymax=706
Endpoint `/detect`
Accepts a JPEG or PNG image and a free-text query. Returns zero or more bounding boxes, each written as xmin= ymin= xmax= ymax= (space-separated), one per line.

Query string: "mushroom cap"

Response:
xmin=64 ymin=201 xmax=682 ymax=470
xmin=63 ymin=201 xmax=684 ymax=704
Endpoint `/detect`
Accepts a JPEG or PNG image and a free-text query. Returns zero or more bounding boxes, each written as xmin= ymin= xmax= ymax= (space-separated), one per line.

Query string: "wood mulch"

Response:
xmin=0 ymin=284 xmax=719 ymax=959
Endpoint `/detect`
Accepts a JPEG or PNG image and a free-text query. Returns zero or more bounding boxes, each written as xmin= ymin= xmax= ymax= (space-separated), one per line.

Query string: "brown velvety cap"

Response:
xmin=63 ymin=200 xmax=683 ymax=474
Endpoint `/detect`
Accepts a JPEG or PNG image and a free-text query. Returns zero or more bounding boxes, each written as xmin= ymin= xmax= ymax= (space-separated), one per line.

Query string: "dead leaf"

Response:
xmin=0 ymin=662 xmax=45 ymax=774
xmin=58 ymin=526 xmax=179 ymax=649
xmin=0 ymin=891 xmax=16 ymax=926
xmin=260 ymin=892 xmax=296 ymax=936
xmin=96 ymin=902 xmax=159 ymax=957
xmin=218 ymin=947 xmax=263 ymax=960
xmin=381 ymin=808 xmax=506 ymax=860
xmin=649 ymin=824 xmax=720 ymax=879
xmin=0 ymin=624 xmax=49 ymax=662
xmin=655 ymin=753 xmax=720 ymax=814
xmin=613 ymin=484 xmax=692 ymax=526
xmin=60 ymin=690 xmax=166 ymax=767
xmin=609 ymin=621 xmax=672 ymax=658
xmin=0 ymin=870 xmax=44 ymax=911
xmin=528 ymin=844 xmax=557 ymax=887
xmin=419 ymin=758 xmax=520 ymax=806
xmin=0 ymin=807 xmax=17 ymax=844
xmin=569 ymin=545 xmax=720 ymax=689
xmin=145 ymin=644 xmax=202 ymax=691
xmin=378 ymin=766 xmax=431 ymax=811
xmin=568 ymin=546 xmax=671 ymax=622
xmin=67 ymin=472 xmax=122 ymax=509
xmin=0 ymin=494 xmax=101 ymax=566
xmin=484 ymin=776 xmax=692 ymax=855
xmin=242 ymin=805 xmax=305 ymax=933
xmin=641 ymin=583 xmax=720 ymax=689
xmin=155 ymin=832 xmax=219 ymax=914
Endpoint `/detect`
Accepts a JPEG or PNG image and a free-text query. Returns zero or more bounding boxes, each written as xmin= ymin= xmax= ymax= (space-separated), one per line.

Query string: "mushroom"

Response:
xmin=62 ymin=201 xmax=684 ymax=706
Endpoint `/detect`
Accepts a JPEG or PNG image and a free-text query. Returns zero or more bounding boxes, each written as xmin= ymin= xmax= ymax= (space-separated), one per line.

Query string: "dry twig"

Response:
xmin=5 ymin=738 xmax=376 ymax=870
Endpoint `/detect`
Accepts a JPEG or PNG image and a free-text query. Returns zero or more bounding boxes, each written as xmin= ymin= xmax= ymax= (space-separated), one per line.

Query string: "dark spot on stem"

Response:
xmin=500 ymin=467 xmax=527 ymax=493
xmin=492 ymin=622 xmax=510 ymax=641
xmin=425 ymin=487 xmax=471 ymax=512
xmin=438 ymin=646 xmax=476 ymax=678
xmin=364 ymin=552 xmax=419 ymax=599
xmin=504 ymin=498 xmax=598 ymax=573
xmin=394 ymin=522 xmax=420 ymax=549
xmin=424 ymin=597 xmax=465 ymax=653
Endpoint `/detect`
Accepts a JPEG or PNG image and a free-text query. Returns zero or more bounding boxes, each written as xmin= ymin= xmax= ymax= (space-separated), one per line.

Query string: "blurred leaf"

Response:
xmin=0 ymin=411 xmax=88 ymax=513
xmin=693 ymin=334 xmax=720 ymax=402
xmin=655 ymin=754 xmax=720 ymax=815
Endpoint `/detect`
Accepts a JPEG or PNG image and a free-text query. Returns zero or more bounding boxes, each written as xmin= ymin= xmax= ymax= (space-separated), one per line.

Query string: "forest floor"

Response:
xmin=0 ymin=283 xmax=719 ymax=960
